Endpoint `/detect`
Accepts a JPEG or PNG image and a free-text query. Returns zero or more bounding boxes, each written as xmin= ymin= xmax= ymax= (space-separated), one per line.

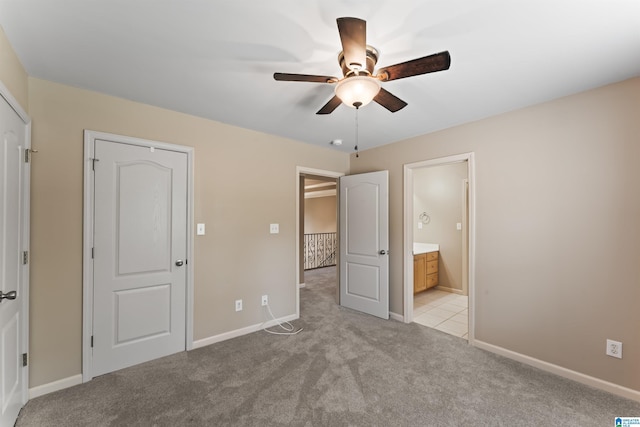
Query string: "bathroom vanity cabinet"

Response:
xmin=413 ymin=251 xmax=439 ymax=293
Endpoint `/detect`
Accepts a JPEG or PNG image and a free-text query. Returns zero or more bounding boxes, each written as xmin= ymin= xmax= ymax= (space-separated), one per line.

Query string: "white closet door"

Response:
xmin=92 ymin=140 xmax=187 ymax=376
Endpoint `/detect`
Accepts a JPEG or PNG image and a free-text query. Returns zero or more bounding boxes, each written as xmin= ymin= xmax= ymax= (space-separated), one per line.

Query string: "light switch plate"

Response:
xmin=456 ymin=223 xmax=462 ymax=230
xmin=270 ymin=223 xmax=279 ymax=234
xmin=197 ymin=223 xmax=205 ymax=235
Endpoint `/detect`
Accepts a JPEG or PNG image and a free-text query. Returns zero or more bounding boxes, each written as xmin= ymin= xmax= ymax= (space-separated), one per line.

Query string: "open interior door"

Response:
xmin=339 ymin=171 xmax=389 ymax=319
xmin=0 ymin=89 xmax=30 ymax=427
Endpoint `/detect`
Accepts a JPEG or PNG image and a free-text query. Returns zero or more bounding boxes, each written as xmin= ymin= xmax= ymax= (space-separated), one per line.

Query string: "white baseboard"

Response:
xmin=29 ymin=374 xmax=83 ymax=399
xmin=193 ymin=313 xmax=299 ymax=349
xmin=389 ymin=311 xmax=404 ymax=322
xmin=474 ymin=340 xmax=640 ymax=403
xmin=434 ymin=286 xmax=463 ymax=295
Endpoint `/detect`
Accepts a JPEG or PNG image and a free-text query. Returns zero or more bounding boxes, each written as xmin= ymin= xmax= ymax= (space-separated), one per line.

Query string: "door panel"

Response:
xmin=0 ymin=95 xmax=29 ymax=427
xmin=346 ymin=183 xmax=379 ymax=256
xmin=114 ymin=284 xmax=171 ymax=344
xmin=339 ymin=171 xmax=389 ymax=319
xmin=117 ymin=162 xmax=172 ymax=275
xmin=93 ymin=140 xmax=187 ymax=377
xmin=346 ymin=264 xmax=379 ymax=300
xmin=1 ymin=314 xmax=19 ymax=415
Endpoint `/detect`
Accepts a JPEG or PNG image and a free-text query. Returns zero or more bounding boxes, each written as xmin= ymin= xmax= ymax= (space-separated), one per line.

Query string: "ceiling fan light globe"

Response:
xmin=335 ymin=76 xmax=381 ymax=108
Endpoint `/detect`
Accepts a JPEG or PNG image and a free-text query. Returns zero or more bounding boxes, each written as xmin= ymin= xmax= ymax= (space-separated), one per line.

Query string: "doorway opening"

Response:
xmin=302 ymin=176 xmax=338 ymax=272
xmin=295 ymin=167 xmax=343 ymax=315
xmin=403 ymin=153 xmax=475 ymax=343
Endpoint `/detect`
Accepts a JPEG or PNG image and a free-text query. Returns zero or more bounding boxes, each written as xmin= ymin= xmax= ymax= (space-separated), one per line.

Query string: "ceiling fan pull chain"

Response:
xmin=354 ymin=104 xmax=360 ymax=158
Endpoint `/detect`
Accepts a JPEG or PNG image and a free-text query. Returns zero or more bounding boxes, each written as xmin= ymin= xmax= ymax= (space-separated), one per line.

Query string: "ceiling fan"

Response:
xmin=274 ymin=17 xmax=451 ymax=115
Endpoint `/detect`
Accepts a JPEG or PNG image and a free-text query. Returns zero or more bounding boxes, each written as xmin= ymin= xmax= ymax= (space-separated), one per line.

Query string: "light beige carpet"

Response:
xmin=17 ymin=266 xmax=640 ymax=426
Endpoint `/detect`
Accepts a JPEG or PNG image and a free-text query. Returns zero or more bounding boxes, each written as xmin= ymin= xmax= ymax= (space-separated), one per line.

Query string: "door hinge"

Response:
xmin=22 ymin=353 xmax=28 ymax=367
xmin=91 ymin=336 xmax=94 ymax=348
xmin=91 ymin=247 xmax=94 ymax=259
xmin=22 ymin=251 xmax=28 ymax=265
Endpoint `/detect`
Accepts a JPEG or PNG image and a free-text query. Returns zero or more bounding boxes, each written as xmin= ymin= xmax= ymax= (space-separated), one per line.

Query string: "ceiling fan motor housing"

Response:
xmin=338 ymin=46 xmax=379 ymax=76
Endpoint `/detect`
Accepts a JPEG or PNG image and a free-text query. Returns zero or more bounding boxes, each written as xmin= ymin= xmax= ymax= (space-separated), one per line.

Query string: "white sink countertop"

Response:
xmin=413 ymin=243 xmax=439 ymax=255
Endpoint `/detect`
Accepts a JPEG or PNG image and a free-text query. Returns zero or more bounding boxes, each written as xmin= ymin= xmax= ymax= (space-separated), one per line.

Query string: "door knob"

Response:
xmin=175 ymin=260 xmax=184 ymax=267
xmin=0 ymin=290 xmax=17 ymax=302
xmin=379 ymin=250 xmax=388 ymax=255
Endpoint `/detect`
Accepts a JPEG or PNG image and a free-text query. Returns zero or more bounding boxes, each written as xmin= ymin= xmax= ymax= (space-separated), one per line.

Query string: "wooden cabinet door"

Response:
xmin=413 ymin=254 xmax=427 ymax=293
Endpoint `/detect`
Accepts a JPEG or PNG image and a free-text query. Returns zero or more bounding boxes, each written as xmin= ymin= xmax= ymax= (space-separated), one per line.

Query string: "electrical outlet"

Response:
xmin=235 ymin=299 xmax=242 ymax=312
xmin=261 ymin=295 xmax=268 ymax=306
xmin=606 ymin=339 xmax=622 ymax=359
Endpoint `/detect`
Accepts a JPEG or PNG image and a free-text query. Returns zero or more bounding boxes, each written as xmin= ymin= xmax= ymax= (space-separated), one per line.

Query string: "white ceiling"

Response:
xmin=1 ymin=0 xmax=639 ymax=153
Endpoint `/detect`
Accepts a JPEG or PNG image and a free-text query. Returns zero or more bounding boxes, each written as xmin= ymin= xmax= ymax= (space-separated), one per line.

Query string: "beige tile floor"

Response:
xmin=413 ymin=288 xmax=468 ymax=340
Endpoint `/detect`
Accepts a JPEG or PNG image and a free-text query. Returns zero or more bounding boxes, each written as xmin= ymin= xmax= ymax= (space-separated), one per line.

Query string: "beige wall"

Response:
xmin=304 ymin=196 xmax=337 ymax=234
xmin=0 ymin=25 xmax=28 ymax=111
xmin=351 ymin=77 xmax=640 ymax=391
xmin=27 ymin=78 xmax=349 ymax=387
xmin=414 ymin=162 xmax=467 ymax=291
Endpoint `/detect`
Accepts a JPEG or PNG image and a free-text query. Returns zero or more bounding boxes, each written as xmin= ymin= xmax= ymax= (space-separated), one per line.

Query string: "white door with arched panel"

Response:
xmin=91 ymin=139 xmax=188 ymax=377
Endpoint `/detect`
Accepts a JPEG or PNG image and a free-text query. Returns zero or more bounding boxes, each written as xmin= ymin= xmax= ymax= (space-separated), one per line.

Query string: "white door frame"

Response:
xmin=295 ymin=167 xmax=344 ymax=316
xmin=0 ymin=79 xmax=31 ymax=413
xmin=82 ymin=130 xmax=194 ymax=382
xmin=403 ymin=153 xmax=476 ymax=344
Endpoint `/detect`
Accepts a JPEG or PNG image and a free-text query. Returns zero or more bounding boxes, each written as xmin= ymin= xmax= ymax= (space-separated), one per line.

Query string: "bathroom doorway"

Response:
xmin=403 ymin=153 xmax=475 ymax=343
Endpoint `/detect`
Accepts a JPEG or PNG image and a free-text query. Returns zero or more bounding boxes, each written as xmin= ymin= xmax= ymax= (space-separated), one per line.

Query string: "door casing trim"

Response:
xmin=82 ymin=130 xmax=194 ymax=382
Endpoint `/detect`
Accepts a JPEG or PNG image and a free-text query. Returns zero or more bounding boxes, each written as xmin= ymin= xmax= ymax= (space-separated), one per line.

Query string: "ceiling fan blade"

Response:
xmin=374 ymin=88 xmax=408 ymax=113
xmin=337 ymin=17 xmax=367 ymax=72
xmin=273 ymin=73 xmax=337 ymax=83
xmin=377 ymin=51 xmax=451 ymax=82
xmin=316 ymin=95 xmax=342 ymax=115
